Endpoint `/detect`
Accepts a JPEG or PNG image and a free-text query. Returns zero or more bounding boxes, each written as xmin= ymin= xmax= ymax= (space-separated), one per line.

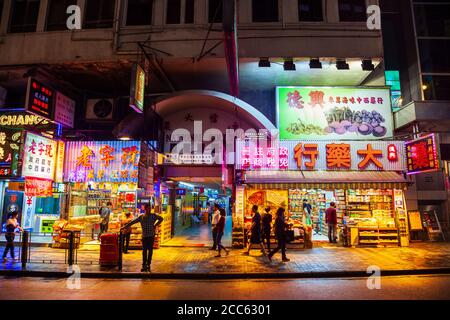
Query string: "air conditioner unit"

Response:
xmin=85 ymin=99 xmax=114 ymax=121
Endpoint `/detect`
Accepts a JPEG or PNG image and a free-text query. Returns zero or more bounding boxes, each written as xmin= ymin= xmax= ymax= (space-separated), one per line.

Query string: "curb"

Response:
xmin=1 ymin=268 xmax=450 ymax=280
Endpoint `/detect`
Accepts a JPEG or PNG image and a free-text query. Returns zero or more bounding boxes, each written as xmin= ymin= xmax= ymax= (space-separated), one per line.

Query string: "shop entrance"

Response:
xmin=163 ymin=177 xmax=232 ymax=248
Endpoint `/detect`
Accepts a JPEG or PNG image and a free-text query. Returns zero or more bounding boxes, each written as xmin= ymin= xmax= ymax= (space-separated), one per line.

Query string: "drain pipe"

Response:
xmin=113 ymin=0 xmax=122 ymax=52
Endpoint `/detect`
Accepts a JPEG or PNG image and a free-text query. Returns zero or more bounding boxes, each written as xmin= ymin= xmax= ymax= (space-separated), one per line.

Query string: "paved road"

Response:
xmin=1 ymin=275 xmax=449 ymax=300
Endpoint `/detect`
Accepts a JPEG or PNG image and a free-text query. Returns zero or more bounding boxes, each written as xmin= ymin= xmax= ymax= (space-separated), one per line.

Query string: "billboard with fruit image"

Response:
xmin=276 ymin=87 xmax=393 ymax=140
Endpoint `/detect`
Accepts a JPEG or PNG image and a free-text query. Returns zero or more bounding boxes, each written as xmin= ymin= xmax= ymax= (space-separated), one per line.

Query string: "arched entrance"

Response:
xmin=155 ymin=90 xmax=274 ymax=247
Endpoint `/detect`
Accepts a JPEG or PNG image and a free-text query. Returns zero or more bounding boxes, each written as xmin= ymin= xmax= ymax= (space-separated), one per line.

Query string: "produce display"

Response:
xmin=324 ymin=107 xmax=388 ymax=137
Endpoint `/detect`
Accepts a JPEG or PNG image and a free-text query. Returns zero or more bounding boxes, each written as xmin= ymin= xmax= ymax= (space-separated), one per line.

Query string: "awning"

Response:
xmin=244 ymin=171 xmax=411 ymax=190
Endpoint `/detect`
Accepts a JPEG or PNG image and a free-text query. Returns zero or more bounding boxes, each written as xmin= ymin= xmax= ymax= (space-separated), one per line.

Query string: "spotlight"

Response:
xmin=362 ymin=59 xmax=375 ymax=71
xmin=309 ymin=58 xmax=322 ymax=69
xmin=336 ymin=59 xmax=349 ymax=70
xmin=118 ymin=136 xmax=132 ymax=141
xmin=258 ymin=57 xmax=271 ymax=68
xmin=422 ymin=84 xmax=429 ymax=90
xmin=284 ymin=59 xmax=296 ymax=71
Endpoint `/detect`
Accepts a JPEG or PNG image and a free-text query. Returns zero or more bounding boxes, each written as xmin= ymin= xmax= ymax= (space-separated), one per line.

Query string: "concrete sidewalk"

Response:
xmin=1 ymin=242 xmax=450 ymax=279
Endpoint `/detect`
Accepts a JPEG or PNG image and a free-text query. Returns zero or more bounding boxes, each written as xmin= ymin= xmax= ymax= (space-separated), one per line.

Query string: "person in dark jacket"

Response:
xmin=122 ymin=204 xmax=164 ymax=272
xmin=261 ymin=207 xmax=272 ymax=251
xmin=120 ymin=212 xmax=133 ymax=254
xmin=2 ymin=211 xmax=23 ymax=262
xmin=268 ymin=207 xmax=290 ymax=262
xmin=325 ymin=202 xmax=338 ymax=243
xmin=245 ymin=205 xmax=267 ymax=257
xmin=215 ymin=209 xmax=229 ymax=257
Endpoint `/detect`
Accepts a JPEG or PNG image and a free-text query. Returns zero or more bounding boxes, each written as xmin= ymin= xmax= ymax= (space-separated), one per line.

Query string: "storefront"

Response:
xmin=58 ymin=140 xmax=172 ymax=248
xmin=232 ymin=139 xmax=410 ymax=249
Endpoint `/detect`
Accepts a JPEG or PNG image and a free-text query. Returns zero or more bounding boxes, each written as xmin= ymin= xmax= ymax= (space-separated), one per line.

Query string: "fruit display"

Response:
xmin=247 ymin=190 xmax=264 ymax=206
xmin=324 ymin=107 xmax=388 ymax=137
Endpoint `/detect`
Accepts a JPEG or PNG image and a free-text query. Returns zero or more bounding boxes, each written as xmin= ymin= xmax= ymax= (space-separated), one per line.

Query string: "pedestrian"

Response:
xmin=98 ymin=201 xmax=112 ymax=239
xmin=268 ymin=207 xmax=290 ymax=262
xmin=206 ymin=202 xmax=212 ymax=224
xmin=210 ymin=204 xmax=220 ymax=250
xmin=120 ymin=211 xmax=133 ymax=254
xmin=325 ymin=202 xmax=338 ymax=243
xmin=215 ymin=208 xmax=229 ymax=257
xmin=303 ymin=199 xmax=312 ymax=226
xmin=121 ymin=204 xmax=164 ymax=272
xmin=245 ymin=205 xmax=267 ymax=257
xmin=261 ymin=207 xmax=272 ymax=251
xmin=2 ymin=211 xmax=23 ymax=262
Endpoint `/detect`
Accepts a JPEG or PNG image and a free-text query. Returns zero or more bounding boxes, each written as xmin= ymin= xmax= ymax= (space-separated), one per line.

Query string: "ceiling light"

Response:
xmin=362 ymin=59 xmax=375 ymax=71
xmin=336 ymin=59 xmax=349 ymax=70
xmin=309 ymin=58 xmax=322 ymax=69
xmin=118 ymin=136 xmax=132 ymax=141
xmin=283 ymin=59 xmax=296 ymax=71
xmin=258 ymin=57 xmax=271 ymax=68
xmin=422 ymin=84 xmax=428 ymax=90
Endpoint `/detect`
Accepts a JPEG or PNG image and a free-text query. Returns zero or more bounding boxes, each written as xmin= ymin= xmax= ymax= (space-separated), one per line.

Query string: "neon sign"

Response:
xmin=406 ymin=134 xmax=439 ymax=175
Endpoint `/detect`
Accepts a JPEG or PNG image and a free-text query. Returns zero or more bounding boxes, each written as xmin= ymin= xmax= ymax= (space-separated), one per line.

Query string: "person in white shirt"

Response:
xmin=210 ymin=204 xmax=221 ymax=250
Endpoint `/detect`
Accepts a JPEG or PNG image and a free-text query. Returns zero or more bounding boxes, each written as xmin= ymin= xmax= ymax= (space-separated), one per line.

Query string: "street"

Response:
xmin=1 ymin=275 xmax=450 ymax=300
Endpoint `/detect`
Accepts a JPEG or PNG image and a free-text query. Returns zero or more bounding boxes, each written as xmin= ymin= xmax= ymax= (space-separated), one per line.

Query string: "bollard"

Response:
xmin=68 ymin=231 xmax=75 ymax=266
xmin=118 ymin=231 xmax=123 ymax=271
xmin=21 ymin=230 xmax=29 ymax=269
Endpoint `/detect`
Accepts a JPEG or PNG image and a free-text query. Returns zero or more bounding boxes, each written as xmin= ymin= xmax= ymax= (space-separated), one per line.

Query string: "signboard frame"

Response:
xmin=276 ymin=86 xmax=394 ymax=141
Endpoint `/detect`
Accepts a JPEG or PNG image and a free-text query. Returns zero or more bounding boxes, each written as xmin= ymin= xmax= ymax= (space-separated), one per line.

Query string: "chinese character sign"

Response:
xmin=64 ymin=141 xmax=141 ymax=182
xmin=22 ymin=132 xmax=57 ymax=180
xmin=0 ymin=129 xmax=21 ymax=169
xmin=129 ymin=63 xmax=145 ymax=113
xmin=236 ymin=140 xmax=406 ymax=171
xmin=25 ymin=178 xmax=53 ymax=197
xmin=406 ymin=134 xmax=439 ymax=175
xmin=277 ymin=87 xmax=393 ymax=140
xmin=25 ymin=78 xmax=55 ymax=120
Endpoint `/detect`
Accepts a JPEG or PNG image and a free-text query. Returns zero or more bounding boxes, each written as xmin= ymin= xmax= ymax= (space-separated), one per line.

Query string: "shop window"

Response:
xmin=185 ymin=0 xmax=194 ymax=24
xmin=84 ymin=0 xmax=116 ymax=29
xmin=423 ymin=75 xmax=450 ymax=100
xmin=338 ymin=0 xmax=367 ymax=22
xmin=9 ymin=0 xmax=40 ymax=33
xmin=252 ymin=0 xmax=279 ymax=23
xmin=419 ymin=39 xmax=450 ymax=73
xmin=46 ymin=0 xmax=77 ymax=31
xmin=298 ymin=0 xmax=323 ymax=22
xmin=166 ymin=0 xmax=181 ymax=24
xmin=208 ymin=0 xmax=222 ymax=23
xmin=414 ymin=3 xmax=450 ymax=37
xmin=126 ymin=0 xmax=153 ymax=26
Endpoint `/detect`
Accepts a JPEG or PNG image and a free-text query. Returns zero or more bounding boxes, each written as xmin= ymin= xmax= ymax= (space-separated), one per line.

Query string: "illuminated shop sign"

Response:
xmin=276 ymin=87 xmax=393 ymax=140
xmin=129 ymin=63 xmax=145 ymax=113
xmin=406 ymin=134 xmax=439 ymax=175
xmin=235 ymin=140 xmax=406 ymax=171
xmin=0 ymin=129 xmax=21 ymax=177
xmin=54 ymin=92 xmax=76 ymax=128
xmin=22 ymin=132 xmax=57 ymax=180
xmin=25 ymin=177 xmax=53 ymax=197
xmin=64 ymin=141 xmax=141 ymax=183
xmin=0 ymin=113 xmax=49 ymax=127
xmin=25 ymin=78 xmax=55 ymax=120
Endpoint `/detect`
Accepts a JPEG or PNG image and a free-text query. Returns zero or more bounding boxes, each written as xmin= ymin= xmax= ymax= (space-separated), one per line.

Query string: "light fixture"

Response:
xmin=118 ymin=136 xmax=132 ymax=141
xmin=258 ymin=57 xmax=271 ymax=68
xmin=309 ymin=58 xmax=322 ymax=69
xmin=422 ymin=84 xmax=429 ymax=90
xmin=336 ymin=59 xmax=349 ymax=70
xmin=362 ymin=59 xmax=375 ymax=71
xmin=283 ymin=59 xmax=296 ymax=71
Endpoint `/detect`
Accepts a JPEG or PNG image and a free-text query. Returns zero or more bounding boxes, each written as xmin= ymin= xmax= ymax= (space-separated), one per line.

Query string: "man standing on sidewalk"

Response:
xmin=210 ymin=204 xmax=221 ymax=250
xmin=325 ymin=202 xmax=338 ymax=243
xmin=98 ymin=202 xmax=112 ymax=239
xmin=121 ymin=204 xmax=164 ymax=272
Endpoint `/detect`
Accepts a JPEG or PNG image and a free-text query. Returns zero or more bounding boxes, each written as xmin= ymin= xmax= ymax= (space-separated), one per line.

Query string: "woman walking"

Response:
xmin=215 ymin=209 xmax=229 ymax=257
xmin=245 ymin=205 xmax=267 ymax=257
xmin=268 ymin=207 xmax=290 ymax=262
xmin=2 ymin=211 xmax=23 ymax=262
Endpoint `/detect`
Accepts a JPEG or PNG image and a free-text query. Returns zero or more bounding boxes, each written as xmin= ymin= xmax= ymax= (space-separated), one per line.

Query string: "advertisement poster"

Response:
xmin=1 ymin=191 xmax=24 ymax=229
xmin=408 ymin=211 xmax=423 ymax=231
xmin=54 ymin=92 xmax=76 ymax=128
xmin=25 ymin=78 xmax=55 ymax=121
xmin=276 ymin=87 xmax=393 ymax=140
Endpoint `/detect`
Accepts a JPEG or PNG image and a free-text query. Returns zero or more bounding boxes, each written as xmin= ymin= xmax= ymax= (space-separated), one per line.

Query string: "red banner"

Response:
xmin=25 ymin=178 xmax=53 ymax=197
